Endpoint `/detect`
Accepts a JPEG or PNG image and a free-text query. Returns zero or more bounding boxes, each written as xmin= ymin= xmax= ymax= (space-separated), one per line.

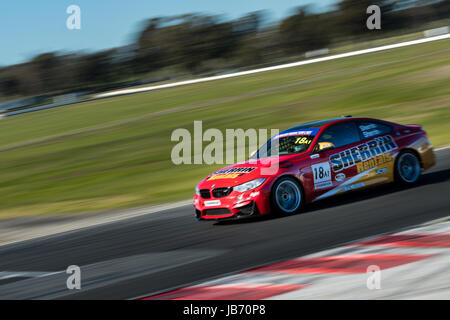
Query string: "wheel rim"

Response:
xmin=398 ymin=153 xmax=420 ymax=183
xmin=275 ymin=180 xmax=301 ymax=213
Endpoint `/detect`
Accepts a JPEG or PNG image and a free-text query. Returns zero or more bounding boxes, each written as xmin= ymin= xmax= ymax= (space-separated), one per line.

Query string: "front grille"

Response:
xmin=204 ymin=208 xmax=231 ymax=216
xmin=212 ymin=187 xmax=232 ymax=198
xmin=200 ymin=189 xmax=211 ymax=199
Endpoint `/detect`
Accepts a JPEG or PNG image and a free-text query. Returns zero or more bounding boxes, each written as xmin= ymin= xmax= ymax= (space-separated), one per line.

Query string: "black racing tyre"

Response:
xmin=394 ymin=150 xmax=421 ymax=184
xmin=270 ymin=176 xmax=304 ymax=215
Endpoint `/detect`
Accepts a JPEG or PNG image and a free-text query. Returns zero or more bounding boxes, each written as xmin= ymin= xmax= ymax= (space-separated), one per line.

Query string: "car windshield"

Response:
xmin=252 ymin=130 xmax=316 ymax=158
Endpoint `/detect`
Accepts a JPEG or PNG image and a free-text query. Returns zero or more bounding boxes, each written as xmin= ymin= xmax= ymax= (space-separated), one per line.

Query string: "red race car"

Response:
xmin=193 ymin=117 xmax=435 ymax=221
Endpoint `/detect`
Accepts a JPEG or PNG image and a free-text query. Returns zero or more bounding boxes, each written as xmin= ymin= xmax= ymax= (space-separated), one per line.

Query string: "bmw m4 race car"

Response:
xmin=193 ymin=117 xmax=435 ymax=221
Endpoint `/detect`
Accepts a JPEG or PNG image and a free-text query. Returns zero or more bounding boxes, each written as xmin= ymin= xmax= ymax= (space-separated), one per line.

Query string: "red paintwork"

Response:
xmin=193 ymin=117 xmax=435 ymax=220
xmin=350 ymin=234 xmax=450 ymax=248
xmin=142 ymin=284 xmax=304 ymax=300
xmin=246 ymin=253 xmax=432 ymax=274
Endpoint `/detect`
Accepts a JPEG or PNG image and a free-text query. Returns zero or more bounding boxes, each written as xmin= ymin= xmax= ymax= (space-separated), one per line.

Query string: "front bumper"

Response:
xmin=193 ymin=189 xmax=270 ymax=220
xmin=195 ymin=201 xmax=260 ymax=221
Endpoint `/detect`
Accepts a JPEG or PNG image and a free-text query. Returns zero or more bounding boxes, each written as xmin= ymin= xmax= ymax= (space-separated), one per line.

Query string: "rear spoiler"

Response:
xmin=406 ymin=124 xmax=423 ymax=132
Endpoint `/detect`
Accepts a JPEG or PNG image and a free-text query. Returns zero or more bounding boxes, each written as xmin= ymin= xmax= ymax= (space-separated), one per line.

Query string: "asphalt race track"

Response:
xmin=0 ymin=148 xmax=449 ymax=299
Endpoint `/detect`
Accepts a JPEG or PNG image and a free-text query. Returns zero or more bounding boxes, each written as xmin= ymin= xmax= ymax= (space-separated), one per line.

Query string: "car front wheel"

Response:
xmin=271 ymin=176 xmax=303 ymax=215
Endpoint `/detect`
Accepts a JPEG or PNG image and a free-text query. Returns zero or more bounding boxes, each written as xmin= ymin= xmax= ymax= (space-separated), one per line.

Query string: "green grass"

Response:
xmin=0 ymin=39 xmax=449 ymax=218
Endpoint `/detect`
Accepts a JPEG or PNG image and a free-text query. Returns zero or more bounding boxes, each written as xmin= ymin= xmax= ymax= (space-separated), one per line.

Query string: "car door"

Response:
xmin=354 ymin=120 xmax=397 ymax=185
xmin=308 ymin=121 xmax=363 ymax=200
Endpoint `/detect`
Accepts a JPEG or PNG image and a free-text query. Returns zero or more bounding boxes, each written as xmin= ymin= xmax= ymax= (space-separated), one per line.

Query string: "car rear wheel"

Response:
xmin=395 ymin=151 xmax=421 ymax=184
xmin=271 ymin=176 xmax=303 ymax=215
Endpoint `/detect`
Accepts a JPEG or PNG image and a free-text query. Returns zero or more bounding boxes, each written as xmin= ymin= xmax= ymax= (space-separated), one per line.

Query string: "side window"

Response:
xmin=318 ymin=122 xmax=361 ymax=149
xmin=357 ymin=121 xmax=392 ymax=139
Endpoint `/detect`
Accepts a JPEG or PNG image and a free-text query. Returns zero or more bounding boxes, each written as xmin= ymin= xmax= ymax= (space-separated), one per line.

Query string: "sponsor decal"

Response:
xmin=207 ymin=173 xmax=240 ymax=181
xmin=212 ymin=167 xmax=256 ymax=175
xmin=359 ymin=123 xmax=382 ymax=138
xmin=329 ymin=135 xmax=398 ymax=172
xmin=294 ymin=136 xmax=313 ymax=145
xmin=314 ymin=181 xmax=332 ymax=189
xmin=238 ymin=191 xmax=261 ymax=203
xmin=207 ymin=167 xmax=256 ymax=180
xmin=249 ymin=191 xmax=260 ymax=198
xmin=335 ymin=173 xmax=346 ymax=182
xmin=357 ymin=153 xmax=392 ymax=174
xmin=273 ymin=128 xmax=319 ymax=139
xmin=204 ymin=200 xmax=221 ymax=207
xmin=376 ymin=168 xmax=388 ymax=175
xmin=312 ymin=162 xmax=332 ymax=190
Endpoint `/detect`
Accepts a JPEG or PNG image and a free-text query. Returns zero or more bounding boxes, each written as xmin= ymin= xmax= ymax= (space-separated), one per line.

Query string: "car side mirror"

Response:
xmin=317 ymin=142 xmax=335 ymax=152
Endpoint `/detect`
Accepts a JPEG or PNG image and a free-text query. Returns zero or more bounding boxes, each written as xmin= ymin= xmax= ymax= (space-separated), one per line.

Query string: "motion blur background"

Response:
xmin=1 ymin=0 xmax=449 ymax=101
xmin=0 ymin=0 xmax=449 ymax=218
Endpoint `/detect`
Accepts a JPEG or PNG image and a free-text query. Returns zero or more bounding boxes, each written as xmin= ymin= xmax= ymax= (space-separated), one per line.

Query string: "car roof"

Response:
xmin=282 ymin=117 xmax=349 ymax=133
xmin=280 ymin=116 xmax=398 ymax=135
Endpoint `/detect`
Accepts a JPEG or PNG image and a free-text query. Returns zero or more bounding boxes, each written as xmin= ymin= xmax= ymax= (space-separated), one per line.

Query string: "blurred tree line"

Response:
xmin=1 ymin=0 xmax=449 ymax=99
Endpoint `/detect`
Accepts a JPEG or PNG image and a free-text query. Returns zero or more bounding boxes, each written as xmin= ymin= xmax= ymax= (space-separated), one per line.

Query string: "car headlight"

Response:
xmin=234 ymin=178 xmax=266 ymax=193
xmin=195 ymin=185 xmax=200 ymax=196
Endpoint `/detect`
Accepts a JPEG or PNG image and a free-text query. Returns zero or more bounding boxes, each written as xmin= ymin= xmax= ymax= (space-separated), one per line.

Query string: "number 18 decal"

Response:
xmin=312 ymin=162 xmax=332 ymax=190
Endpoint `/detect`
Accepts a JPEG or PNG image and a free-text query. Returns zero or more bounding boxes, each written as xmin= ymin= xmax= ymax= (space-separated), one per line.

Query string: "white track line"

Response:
xmin=95 ymin=34 xmax=450 ymax=99
xmin=0 ymin=271 xmax=61 ymax=280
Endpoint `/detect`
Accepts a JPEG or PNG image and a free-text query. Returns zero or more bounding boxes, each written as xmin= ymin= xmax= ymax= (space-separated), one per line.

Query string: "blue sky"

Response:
xmin=0 ymin=0 xmax=337 ymax=66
